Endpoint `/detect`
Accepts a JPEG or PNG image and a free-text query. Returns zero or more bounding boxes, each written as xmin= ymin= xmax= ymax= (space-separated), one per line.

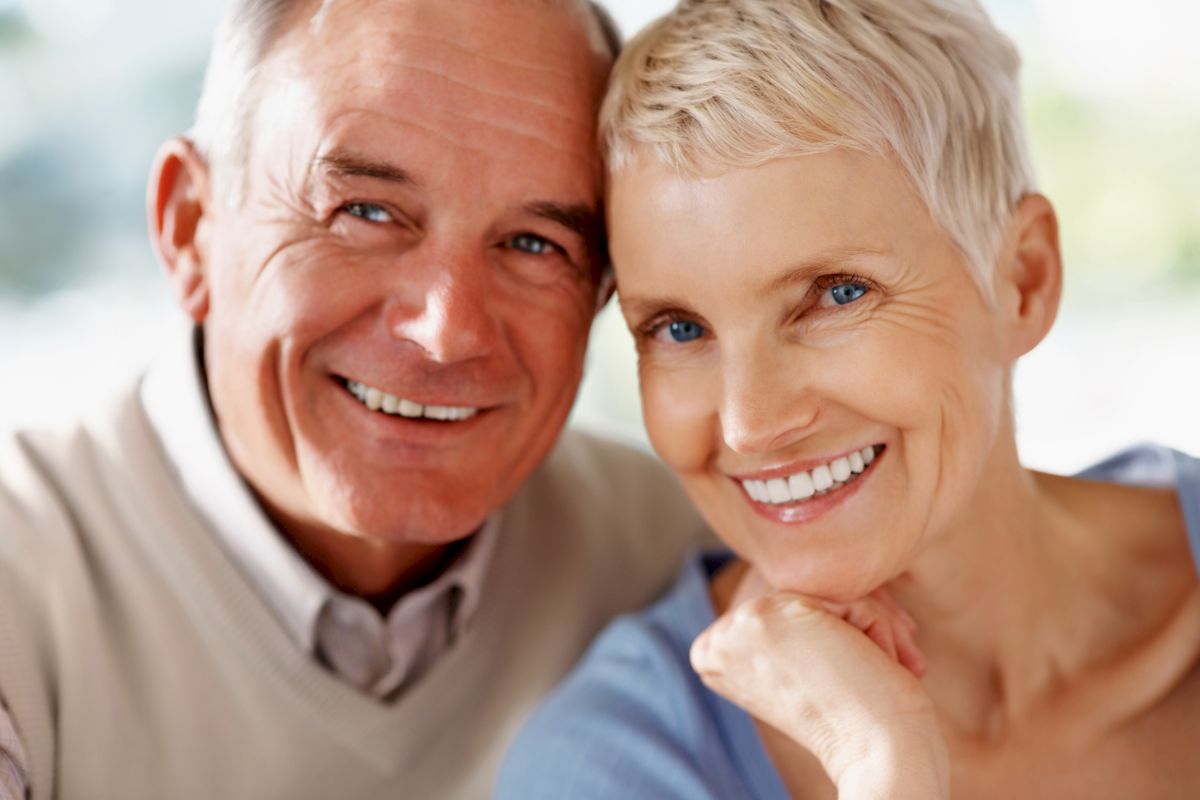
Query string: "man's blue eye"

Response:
xmin=510 ymin=234 xmax=558 ymax=256
xmin=344 ymin=203 xmax=393 ymax=223
xmin=667 ymin=320 xmax=704 ymax=343
xmin=828 ymin=282 xmax=868 ymax=305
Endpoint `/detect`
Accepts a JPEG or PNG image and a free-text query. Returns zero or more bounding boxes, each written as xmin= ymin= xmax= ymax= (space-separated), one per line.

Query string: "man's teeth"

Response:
xmin=742 ymin=446 xmax=879 ymax=505
xmin=344 ymin=380 xmax=479 ymax=421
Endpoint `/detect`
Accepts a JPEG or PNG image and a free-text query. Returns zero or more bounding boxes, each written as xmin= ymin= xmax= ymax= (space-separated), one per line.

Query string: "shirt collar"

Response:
xmin=141 ymin=324 xmax=498 ymax=655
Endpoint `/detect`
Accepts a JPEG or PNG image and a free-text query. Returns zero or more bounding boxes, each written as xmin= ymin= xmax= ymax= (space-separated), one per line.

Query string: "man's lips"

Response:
xmin=334 ymin=376 xmax=489 ymax=422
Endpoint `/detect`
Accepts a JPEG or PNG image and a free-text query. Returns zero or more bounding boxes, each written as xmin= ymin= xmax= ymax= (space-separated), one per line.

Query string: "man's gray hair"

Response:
xmin=189 ymin=0 xmax=622 ymax=201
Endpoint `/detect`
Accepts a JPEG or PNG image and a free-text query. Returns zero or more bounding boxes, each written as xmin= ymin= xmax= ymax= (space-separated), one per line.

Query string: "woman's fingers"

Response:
xmin=689 ymin=580 xmax=942 ymax=788
xmin=863 ymin=616 xmax=899 ymax=662
xmin=898 ymin=634 xmax=928 ymax=677
xmin=823 ymin=589 xmax=924 ymax=677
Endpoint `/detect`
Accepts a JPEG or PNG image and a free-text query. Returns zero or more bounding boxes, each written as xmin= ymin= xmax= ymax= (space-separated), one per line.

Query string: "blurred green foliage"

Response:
xmin=0 ymin=11 xmax=27 ymax=46
xmin=1025 ymin=84 xmax=1200 ymax=293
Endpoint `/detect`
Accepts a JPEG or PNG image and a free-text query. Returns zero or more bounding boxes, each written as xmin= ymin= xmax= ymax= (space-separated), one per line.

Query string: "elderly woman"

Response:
xmin=496 ymin=0 xmax=1200 ymax=797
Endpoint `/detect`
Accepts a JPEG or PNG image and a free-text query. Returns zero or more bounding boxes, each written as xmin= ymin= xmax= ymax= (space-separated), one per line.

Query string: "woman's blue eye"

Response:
xmin=667 ymin=320 xmax=704 ymax=343
xmin=510 ymin=234 xmax=558 ymax=256
xmin=828 ymin=282 xmax=868 ymax=306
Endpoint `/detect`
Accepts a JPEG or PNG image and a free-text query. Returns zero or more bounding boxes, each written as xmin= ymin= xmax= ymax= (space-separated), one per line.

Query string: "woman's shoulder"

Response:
xmin=495 ymin=550 xmax=757 ymax=800
xmin=1075 ymin=443 xmax=1198 ymax=486
xmin=1075 ymin=443 xmax=1200 ymax=572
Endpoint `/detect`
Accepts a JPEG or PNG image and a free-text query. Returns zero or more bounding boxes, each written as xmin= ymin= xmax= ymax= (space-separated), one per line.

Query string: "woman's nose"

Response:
xmin=719 ymin=348 xmax=819 ymax=455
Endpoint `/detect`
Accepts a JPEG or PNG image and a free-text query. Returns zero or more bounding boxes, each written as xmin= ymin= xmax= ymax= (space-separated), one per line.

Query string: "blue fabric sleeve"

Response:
xmin=495 ymin=552 xmax=790 ymax=800
xmin=495 ymin=617 xmax=728 ymax=799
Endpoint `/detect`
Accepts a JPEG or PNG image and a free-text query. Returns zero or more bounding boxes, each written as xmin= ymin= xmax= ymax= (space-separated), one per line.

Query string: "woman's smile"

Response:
xmin=731 ymin=444 xmax=885 ymax=525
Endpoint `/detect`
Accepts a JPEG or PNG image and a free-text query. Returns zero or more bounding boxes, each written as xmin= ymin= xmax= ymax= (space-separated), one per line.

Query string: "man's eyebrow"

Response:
xmin=314 ymin=152 xmax=420 ymax=185
xmin=524 ymin=201 xmax=602 ymax=243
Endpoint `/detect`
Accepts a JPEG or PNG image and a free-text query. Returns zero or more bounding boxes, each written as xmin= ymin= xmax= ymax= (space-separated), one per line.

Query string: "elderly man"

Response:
xmin=0 ymin=0 xmax=705 ymax=797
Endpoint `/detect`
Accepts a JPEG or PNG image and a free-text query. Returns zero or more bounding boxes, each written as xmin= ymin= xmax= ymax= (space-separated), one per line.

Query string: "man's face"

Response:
xmin=195 ymin=0 xmax=609 ymax=544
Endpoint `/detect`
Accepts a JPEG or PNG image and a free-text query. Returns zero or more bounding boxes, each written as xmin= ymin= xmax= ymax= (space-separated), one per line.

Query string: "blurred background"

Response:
xmin=0 ymin=0 xmax=1197 ymax=472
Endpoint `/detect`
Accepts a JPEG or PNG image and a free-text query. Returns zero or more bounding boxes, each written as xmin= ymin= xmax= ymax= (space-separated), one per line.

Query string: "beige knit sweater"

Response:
xmin=0 ymin=380 xmax=705 ymax=799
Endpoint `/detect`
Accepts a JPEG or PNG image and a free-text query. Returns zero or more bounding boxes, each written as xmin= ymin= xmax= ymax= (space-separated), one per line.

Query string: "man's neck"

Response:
xmin=262 ymin=497 xmax=471 ymax=612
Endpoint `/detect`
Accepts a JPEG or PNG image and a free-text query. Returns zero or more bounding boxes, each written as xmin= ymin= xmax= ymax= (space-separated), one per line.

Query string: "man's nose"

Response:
xmin=384 ymin=249 xmax=497 ymax=365
xmin=719 ymin=347 xmax=819 ymax=455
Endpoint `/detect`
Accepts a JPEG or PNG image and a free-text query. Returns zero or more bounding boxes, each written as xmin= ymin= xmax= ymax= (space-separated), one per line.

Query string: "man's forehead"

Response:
xmin=301 ymin=0 xmax=607 ymax=64
xmin=274 ymin=0 xmax=609 ymax=115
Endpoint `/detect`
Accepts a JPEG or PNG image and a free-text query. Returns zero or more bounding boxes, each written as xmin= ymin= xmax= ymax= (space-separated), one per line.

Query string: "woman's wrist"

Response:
xmin=830 ymin=719 xmax=949 ymax=799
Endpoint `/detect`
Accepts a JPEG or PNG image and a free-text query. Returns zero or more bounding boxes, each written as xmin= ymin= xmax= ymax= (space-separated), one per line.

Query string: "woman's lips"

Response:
xmin=734 ymin=445 xmax=885 ymax=524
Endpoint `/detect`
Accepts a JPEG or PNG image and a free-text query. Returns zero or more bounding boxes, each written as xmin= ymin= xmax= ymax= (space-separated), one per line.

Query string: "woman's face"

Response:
xmin=611 ymin=150 xmax=1012 ymax=601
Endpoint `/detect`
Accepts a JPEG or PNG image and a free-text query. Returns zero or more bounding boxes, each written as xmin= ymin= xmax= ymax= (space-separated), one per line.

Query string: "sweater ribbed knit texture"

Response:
xmin=0 ymin=379 xmax=705 ymax=799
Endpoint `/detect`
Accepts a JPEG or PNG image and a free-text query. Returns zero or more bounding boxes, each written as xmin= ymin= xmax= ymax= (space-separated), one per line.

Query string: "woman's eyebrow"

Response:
xmin=618 ymin=294 xmax=695 ymax=322
xmin=762 ymin=246 xmax=890 ymax=297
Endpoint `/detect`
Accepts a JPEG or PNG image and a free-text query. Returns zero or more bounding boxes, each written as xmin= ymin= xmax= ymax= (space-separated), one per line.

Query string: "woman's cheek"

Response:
xmin=639 ymin=360 xmax=717 ymax=476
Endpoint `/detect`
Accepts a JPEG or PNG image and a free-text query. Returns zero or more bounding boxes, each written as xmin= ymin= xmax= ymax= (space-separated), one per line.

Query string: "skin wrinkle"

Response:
xmin=340 ymin=74 xmax=593 ymax=159
xmin=306 ymin=0 xmax=605 ymax=55
xmin=375 ymin=32 xmax=597 ymax=90
xmin=761 ymin=250 xmax=891 ymax=299
xmin=307 ymin=5 xmax=601 ymax=97
xmin=304 ymin=129 xmax=597 ymax=286
xmin=321 ymin=103 xmax=594 ymax=170
xmin=302 ymin=133 xmax=599 ymax=278
xmin=329 ymin=56 xmax=578 ymax=119
xmin=314 ymin=153 xmax=420 ymax=186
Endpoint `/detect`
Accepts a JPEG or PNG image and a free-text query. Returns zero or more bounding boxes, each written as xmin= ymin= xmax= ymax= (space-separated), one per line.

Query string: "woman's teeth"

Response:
xmin=741 ymin=446 xmax=879 ymax=505
xmin=344 ymin=380 xmax=479 ymax=422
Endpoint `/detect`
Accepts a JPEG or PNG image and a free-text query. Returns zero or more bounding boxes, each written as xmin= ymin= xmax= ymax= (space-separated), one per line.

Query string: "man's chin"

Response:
xmin=320 ymin=494 xmax=495 ymax=546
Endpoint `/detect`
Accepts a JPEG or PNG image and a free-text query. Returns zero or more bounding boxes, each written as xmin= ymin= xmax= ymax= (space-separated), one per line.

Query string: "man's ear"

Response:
xmin=148 ymin=137 xmax=213 ymax=323
xmin=594 ymin=268 xmax=616 ymax=314
xmin=994 ymin=193 xmax=1063 ymax=359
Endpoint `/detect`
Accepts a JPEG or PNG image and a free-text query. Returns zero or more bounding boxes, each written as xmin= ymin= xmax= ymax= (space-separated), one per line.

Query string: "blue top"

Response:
xmin=495 ymin=446 xmax=1200 ymax=799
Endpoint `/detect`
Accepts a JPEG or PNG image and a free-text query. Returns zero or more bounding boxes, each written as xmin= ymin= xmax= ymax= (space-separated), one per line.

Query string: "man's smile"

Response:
xmin=339 ymin=377 xmax=481 ymax=422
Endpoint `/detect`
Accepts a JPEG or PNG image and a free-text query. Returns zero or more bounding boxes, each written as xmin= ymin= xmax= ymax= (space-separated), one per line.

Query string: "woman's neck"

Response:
xmin=887 ymin=437 xmax=1194 ymax=741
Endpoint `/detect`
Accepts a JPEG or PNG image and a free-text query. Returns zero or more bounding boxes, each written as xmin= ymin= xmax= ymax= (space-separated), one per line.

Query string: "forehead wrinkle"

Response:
xmin=397 ymin=30 xmax=603 ymax=94
xmin=309 ymin=8 xmax=604 ymax=109
xmin=318 ymin=108 xmax=594 ymax=200
xmin=351 ymin=60 xmax=585 ymax=129
xmin=453 ymin=111 xmax=594 ymax=162
xmin=333 ymin=82 xmax=596 ymax=165
xmin=370 ymin=27 xmax=603 ymax=111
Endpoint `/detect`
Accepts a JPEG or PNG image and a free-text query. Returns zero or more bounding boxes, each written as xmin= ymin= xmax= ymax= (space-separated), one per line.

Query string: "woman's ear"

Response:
xmin=995 ymin=193 xmax=1063 ymax=359
xmin=148 ymin=138 xmax=213 ymax=324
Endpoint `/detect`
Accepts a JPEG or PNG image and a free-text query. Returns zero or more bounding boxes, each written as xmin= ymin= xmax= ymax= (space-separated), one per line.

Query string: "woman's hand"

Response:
xmin=690 ymin=569 xmax=949 ymax=798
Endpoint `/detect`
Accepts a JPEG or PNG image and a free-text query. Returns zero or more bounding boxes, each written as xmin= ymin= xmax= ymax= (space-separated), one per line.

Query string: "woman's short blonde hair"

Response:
xmin=601 ymin=0 xmax=1037 ymax=289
